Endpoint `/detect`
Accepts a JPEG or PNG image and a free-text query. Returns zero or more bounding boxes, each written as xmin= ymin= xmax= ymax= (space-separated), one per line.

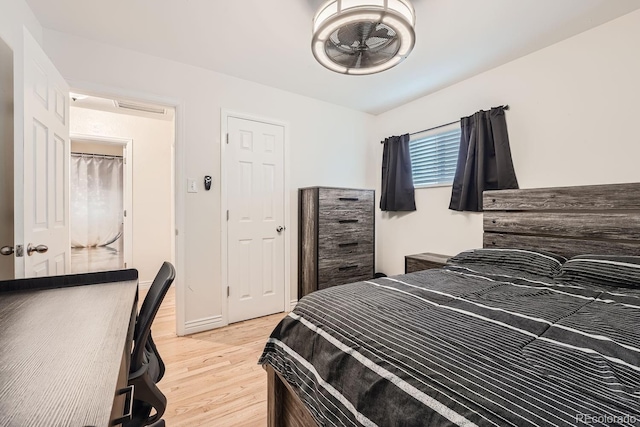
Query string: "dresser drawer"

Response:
xmin=319 ymin=240 xmax=373 ymax=258
xmin=317 ymin=224 xmax=374 ymax=247
xmin=318 ymin=189 xmax=374 ymax=219
xmin=319 ymin=272 xmax=372 ymax=290
xmin=318 ymin=244 xmax=373 ymax=268
xmin=318 ymin=254 xmax=374 ymax=289
xmin=318 ymin=213 xmax=373 ymax=235
xmin=318 ymin=204 xmax=373 ymax=223
xmin=318 ymin=188 xmax=374 ymax=204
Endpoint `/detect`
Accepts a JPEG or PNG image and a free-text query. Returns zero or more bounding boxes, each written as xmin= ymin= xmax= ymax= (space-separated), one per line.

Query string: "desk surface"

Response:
xmin=0 ymin=279 xmax=138 ymax=427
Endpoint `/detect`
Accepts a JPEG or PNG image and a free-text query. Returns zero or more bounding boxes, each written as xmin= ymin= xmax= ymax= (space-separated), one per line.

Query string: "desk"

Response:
xmin=0 ymin=270 xmax=138 ymax=427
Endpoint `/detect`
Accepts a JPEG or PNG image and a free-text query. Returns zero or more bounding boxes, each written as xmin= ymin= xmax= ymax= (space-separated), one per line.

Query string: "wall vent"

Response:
xmin=114 ymin=100 xmax=166 ymax=115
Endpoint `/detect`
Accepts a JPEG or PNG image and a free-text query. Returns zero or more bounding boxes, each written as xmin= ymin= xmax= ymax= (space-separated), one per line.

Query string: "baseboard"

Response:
xmin=290 ymin=299 xmax=298 ymax=311
xmin=138 ymin=280 xmax=152 ymax=290
xmin=184 ymin=315 xmax=223 ymax=335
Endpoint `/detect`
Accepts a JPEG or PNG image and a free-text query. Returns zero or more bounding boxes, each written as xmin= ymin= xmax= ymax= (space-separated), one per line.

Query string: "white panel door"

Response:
xmin=227 ymin=117 xmax=285 ymax=323
xmin=0 ymin=35 xmax=14 ymax=280
xmin=16 ymin=29 xmax=70 ymax=277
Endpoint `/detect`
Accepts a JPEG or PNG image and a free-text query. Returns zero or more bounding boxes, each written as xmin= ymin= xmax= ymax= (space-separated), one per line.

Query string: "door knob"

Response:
xmin=276 ymin=226 xmax=284 ymax=233
xmin=0 ymin=246 xmax=14 ymax=256
xmin=27 ymin=244 xmax=48 ymax=256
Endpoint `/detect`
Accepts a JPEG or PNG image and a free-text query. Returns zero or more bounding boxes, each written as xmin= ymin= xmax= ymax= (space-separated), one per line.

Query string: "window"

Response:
xmin=409 ymin=127 xmax=461 ymax=187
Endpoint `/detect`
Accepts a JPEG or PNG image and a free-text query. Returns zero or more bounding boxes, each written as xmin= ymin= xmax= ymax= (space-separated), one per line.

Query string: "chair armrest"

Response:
xmin=128 ymin=364 xmax=149 ymax=382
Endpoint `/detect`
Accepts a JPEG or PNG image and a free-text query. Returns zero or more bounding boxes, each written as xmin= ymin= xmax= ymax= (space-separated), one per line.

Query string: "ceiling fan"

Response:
xmin=311 ymin=0 xmax=416 ymax=75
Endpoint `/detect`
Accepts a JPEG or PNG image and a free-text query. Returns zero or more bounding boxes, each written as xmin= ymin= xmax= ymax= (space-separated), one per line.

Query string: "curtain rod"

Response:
xmin=71 ymin=152 xmax=123 ymax=159
xmin=409 ymin=104 xmax=509 ymax=136
xmin=381 ymin=105 xmax=510 ymax=142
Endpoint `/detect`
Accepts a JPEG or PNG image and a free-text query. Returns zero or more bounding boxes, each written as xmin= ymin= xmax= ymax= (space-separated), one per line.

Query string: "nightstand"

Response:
xmin=404 ymin=252 xmax=450 ymax=273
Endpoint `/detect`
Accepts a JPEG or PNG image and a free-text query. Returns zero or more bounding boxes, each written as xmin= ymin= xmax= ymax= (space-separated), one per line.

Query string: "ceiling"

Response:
xmin=26 ymin=0 xmax=640 ymax=115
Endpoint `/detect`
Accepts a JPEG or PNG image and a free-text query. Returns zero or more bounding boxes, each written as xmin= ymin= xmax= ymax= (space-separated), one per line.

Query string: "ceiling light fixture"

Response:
xmin=311 ymin=0 xmax=416 ymax=75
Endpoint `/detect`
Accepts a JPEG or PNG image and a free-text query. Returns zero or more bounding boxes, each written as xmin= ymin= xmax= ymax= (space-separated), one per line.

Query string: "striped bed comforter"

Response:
xmin=259 ymin=264 xmax=640 ymax=426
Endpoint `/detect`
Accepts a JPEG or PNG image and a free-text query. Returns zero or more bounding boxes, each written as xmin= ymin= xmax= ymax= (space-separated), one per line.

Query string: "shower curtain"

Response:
xmin=70 ymin=153 xmax=124 ymax=248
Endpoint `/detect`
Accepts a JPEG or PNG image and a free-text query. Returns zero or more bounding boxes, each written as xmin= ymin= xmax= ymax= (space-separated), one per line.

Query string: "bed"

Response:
xmin=260 ymin=183 xmax=640 ymax=427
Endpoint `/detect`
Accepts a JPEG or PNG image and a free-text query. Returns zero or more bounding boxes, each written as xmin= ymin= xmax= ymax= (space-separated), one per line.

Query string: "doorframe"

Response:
xmin=66 ymin=79 xmax=185 ymax=334
xmin=220 ymin=109 xmax=291 ymax=327
xmin=69 ymin=133 xmax=133 ymax=270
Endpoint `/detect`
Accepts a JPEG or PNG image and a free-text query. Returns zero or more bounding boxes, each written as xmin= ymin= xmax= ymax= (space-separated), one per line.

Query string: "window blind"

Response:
xmin=409 ymin=128 xmax=461 ymax=187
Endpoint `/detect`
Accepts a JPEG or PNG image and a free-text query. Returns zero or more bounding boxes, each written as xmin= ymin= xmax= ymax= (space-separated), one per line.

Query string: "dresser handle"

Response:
xmin=338 ymin=219 xmax=359 ymax=224
xmin=339 ymin=265 xmax=358 ymax=271
xmin=111 ymin=385 xmax=134 ymax=426
xmin=338 ymin=197 xmax=359 ymax=201
xmin=338 ymin=242 xmax=359 ymax=247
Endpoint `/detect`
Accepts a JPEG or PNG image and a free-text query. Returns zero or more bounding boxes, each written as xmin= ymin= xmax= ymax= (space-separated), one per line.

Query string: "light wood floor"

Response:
xmin=70 ymin=246 xmax=123 ymax=274
xmin=149 ymin=287 xmax=286 ymax=426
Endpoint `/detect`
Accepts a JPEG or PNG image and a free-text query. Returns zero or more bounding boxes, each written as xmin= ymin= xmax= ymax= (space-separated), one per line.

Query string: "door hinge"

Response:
xmin=227 ymin=286 xmax=230 ymax=297
xmin=124 ymin=262 xmax=127 ymax=268
xmin=124 ymin=158 xmax=127 ymax=165
xmin=226 ymin=210 xmax=229 ymax=221
xmin=226 ymin=133 xmax=229 ymax=144
xmin=175 ymin=229 xmax=179 ymax=236
xmin=124 ymin=210 xmax=127 ymax=217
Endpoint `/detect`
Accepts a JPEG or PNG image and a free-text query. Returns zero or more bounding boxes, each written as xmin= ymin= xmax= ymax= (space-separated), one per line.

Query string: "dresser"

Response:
xmin=299 ymin=187 xmax=375 ymax=298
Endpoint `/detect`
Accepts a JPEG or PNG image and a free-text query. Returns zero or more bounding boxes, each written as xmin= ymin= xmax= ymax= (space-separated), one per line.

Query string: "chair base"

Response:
xmin=124 ymin=366 xmax=167 ymax=427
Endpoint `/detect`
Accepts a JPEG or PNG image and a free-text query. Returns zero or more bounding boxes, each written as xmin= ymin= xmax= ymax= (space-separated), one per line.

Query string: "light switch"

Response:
xmin=187 ymin=178 xmax=198 ymax=193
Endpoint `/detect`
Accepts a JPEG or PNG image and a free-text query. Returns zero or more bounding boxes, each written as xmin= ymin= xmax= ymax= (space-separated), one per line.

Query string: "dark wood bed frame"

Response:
xmin=265 ymin=182 xmax=640 ymax=426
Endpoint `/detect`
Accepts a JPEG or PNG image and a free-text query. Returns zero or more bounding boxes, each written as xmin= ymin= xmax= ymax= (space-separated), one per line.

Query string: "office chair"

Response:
xmin=124 ymin=262 xmax=175 ymax=427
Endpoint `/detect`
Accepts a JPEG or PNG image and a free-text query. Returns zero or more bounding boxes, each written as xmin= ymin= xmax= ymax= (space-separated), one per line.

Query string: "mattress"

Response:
xmin=259 ymin=264 xmax=640 ymax=426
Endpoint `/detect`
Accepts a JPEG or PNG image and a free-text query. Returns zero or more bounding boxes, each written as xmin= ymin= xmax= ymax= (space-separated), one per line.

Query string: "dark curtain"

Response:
xmin=380 ymin=134 xmax=416 ymax=211
xmin=449 ymin=106 xmax=518 ymax=212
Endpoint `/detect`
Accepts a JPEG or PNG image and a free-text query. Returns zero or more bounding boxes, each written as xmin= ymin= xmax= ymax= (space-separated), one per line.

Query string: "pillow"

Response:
xmin=447 ymin=248 xmax=567 ymax=278
xmin=556 ymin=255 xmax=640 ymax=288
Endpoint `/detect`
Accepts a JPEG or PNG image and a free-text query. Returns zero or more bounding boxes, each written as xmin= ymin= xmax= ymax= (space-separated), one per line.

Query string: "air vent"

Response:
xmin=114 ymin=100 xmax=166 ymax=115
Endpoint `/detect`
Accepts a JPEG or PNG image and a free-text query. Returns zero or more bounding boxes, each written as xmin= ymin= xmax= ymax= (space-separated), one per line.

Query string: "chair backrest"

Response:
xmin=131 ymin=261 xmax=175 ymax=372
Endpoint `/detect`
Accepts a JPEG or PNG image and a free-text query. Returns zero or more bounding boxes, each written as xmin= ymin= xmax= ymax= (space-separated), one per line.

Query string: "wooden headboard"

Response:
xmin=482 ymin=183 xmax=640 ymax=258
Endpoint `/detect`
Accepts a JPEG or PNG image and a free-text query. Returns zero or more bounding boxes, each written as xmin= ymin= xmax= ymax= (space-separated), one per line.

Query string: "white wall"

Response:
xmin=71 ymin=140 xmax=123 ymax=157
xmin=0 ymin=0 xmax=42 ymax=52
xmin=42 ymin=29 xmax=374 ymax=333
xmin=372 ymin=9 xmax=640 ymax=275
xmin=70 ymin=107 xmax=174 ymax=284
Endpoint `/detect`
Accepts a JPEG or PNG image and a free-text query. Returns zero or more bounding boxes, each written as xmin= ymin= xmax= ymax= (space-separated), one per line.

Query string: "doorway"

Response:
xmin=68 ymin=93 xmax=175 ymax=287
xmin=222 ymin=111 xmax=290 ymax=324
xmin=69 ymin=135 xmax=133 ymax=274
